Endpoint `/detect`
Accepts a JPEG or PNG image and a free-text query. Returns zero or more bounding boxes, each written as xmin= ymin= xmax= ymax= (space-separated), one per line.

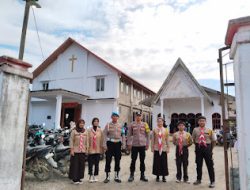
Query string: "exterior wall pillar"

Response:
xmin=226 ymin=17 xmax=250 ymax=189
xmin=55 ymin=94 xmax=62 ymax=129
xmin=160 ymin=98 xmax=164 ymax=118
xmin=0 ymin=56 xmax=32 ymax=190
xmin=200 ymin=96 xmax=205 ymax=116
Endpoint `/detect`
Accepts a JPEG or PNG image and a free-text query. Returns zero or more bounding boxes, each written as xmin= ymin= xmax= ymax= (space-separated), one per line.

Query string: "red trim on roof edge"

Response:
xmin=225 ymin=16 xmax=250 ymax=46
xmin=0 ymin=55 xmax=32 ymax=68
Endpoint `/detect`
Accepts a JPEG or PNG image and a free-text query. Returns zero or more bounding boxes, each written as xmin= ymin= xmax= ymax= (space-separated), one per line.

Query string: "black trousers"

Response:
xmin=69 ymin=153 xmax=85 ymax=182
xmin=130 ymin=146 xmax=146 ymax=173
xmin=176 ymin=146 xmax=189 ymax=181
xmin=105 ymin=141 xmax=122 ymax=172
xmin=195 ymin=144 xmax=215 ymax=183
xmin=88 ymin=154 xmax=100 ymax=176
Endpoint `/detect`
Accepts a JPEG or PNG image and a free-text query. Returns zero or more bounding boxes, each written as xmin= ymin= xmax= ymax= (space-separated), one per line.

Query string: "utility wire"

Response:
xmin=31 ymin=6 xmax=44 ymax=60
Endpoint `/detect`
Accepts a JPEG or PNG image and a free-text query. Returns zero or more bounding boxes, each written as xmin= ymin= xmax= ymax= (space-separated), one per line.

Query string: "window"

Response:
xmin=126 ymin=84 xmax=129 ymax=94
xmin=134 ymin=89 xmax=137 ymax=97
xmin=120 ymin=81 xmax=124 ymax=93
xmin=212 ymin=113 xmax=221 ymax=130
xmin=42 ymin=82 xmax=49 ymax=90
xmin=137 ymin=91 xmax=140 ymax=99
xmin=96 ymin=77 xmax=105 ymax=91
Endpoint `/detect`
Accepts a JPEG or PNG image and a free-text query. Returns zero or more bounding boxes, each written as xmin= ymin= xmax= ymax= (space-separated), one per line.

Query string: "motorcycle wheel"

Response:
xmin=60 ymin=159 xmax=70 ymax=176
xmin=34 ymin=158 xmax=53 ymax=181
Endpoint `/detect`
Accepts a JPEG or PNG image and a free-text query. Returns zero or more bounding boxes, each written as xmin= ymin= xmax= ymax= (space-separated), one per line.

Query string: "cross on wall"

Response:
xmin=69 ymin=55 xmax=77 ymax=72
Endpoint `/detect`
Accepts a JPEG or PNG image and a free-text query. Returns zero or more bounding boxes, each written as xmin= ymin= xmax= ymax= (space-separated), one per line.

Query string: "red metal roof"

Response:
xmin=0 ymin=55 xmax=32 ymax=68
xmin=32 ymin=37 xmax=155 ymax=94
xmin=225 ymin=16 xmax=250 ymax=46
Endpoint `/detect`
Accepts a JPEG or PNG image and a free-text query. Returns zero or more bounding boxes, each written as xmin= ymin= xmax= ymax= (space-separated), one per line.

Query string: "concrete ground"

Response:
xmin=24 ymin=143 xmax=238 ymax=190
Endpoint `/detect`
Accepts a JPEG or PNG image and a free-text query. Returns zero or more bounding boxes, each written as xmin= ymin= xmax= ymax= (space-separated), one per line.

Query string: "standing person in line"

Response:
xmin=87 ymin=117 xmax=103 ymax=183
xmin=103 ymin=112 xmax=125 ymax=183
xmin=151 ymin=117 xmax=170 ymax=182
xmin=127 ymin=111 xmax=150 ymax=182
xmin=192 ymin=116 xmax=216 ymax=188
xmin=69 ymin=119 xmax=88 ymax=185
xmin=173 ymin=121 xmax=193 ymax=183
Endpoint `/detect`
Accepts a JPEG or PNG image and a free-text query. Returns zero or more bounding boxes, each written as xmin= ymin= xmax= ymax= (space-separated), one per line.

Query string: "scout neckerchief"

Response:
xmin=178 ymin=131 xmax=184 ymax=155
xmin=198 ymin=127 xmax=207 ymax=147
xmin=157 ymin=127 xmax=163 ymax=155
xmin=92 ymin=127 xmax=97 ymax=150
xmin=79 ymin=133 xmax=84 ymax=152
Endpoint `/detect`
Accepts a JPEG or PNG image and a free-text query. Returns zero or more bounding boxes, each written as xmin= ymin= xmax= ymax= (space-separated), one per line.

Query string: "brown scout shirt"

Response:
xmin=70 ymin=129 xmax=88 ymax=153
xmin=88 ymin=127 xmax=103 ymax=154
xmin=192 ymin=127 xmax=216 ymax=144
xmin=173 ymin=131 xmax=193 ymax=147
xmin=151 ymin=127 xmax=169 ymax=152
xmin=127 ymin=122 xmax=150 ymax=147
xmin=102 ymin=122 xmax=125 ymax=148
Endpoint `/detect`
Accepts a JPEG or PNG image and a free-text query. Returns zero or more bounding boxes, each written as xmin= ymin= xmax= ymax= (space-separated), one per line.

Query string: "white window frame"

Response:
xmin=42 ymin=81 xmax=49 ymax=90
xmin=96 ymin=77 xmax=105 ymax=92
xmin=120 ymin=81 xmax=124 ymax=93
xmin=126 ymin=84 xmax=129 ymax=94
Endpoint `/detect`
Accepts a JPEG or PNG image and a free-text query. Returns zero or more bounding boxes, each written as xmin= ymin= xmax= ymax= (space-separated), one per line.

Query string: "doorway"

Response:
xmin=61 ymin=102 xmax=82 ymax=128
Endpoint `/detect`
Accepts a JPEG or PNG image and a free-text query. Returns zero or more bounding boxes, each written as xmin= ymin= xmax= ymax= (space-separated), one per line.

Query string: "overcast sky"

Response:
xmin=1 ymin=0 xmax=249 ymax=93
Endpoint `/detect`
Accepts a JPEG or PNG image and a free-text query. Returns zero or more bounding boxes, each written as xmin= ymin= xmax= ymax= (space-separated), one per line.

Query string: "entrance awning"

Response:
xmin=30 ymin=88 xmax=89 ymax=102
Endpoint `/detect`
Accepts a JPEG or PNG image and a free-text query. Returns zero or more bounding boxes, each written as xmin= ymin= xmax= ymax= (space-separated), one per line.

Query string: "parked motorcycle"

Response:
xmin=215 ymin=129 xmax=236 ymax=147
xmin=44 ymin=130 xmax=71 ymax=175
xmin=25 ymin=145 xmax=54 ymax=181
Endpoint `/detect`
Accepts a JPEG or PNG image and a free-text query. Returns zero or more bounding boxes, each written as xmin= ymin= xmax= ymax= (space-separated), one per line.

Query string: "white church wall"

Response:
xmin=204 ymin=92 xmax=223 ymax=128
xmin=29 ymin=100 xmax=56 ymax=128
xmin=32 ymin=43 xmax=119 ymax=99
xmin=85 ymin=53 xmax=119 ymax=99
xmin=82 ymin=99 xmax=117 ymax=129
xmin=32 ymin=44 xmax=87 ymax=94
xmin=152 ymin=96 xmax=222 ymax=130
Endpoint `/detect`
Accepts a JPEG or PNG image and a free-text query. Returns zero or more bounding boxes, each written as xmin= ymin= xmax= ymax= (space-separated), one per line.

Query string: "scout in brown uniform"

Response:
xmin=69 ymin=119 xmax=88 ymax=185
xmin=103 ymin=112 xmax=125 ymax=183
xmin=173 ymin=121 xmax=192 ymax=183
xmin=192 ymin=116 xmax=216 ymax=188
xmin=87 ymin=117 xmax=103 ymax=183
xmin=151 ymin=117 xmax=170 ymax=182
xmin=127 ymin=111 xmax=150 ymax=182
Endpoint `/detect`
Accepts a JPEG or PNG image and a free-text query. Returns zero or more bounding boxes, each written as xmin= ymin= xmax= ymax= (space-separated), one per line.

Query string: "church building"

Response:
xmin=29 ymin=38 xmax=155 ymax=129
xmin=141 ymin=58 xmax=236 ymax=132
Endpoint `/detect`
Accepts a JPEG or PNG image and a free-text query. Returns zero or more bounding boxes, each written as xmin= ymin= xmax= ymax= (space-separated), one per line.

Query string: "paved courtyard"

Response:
xmin=25 ymin=143 xmax=237 ymax=190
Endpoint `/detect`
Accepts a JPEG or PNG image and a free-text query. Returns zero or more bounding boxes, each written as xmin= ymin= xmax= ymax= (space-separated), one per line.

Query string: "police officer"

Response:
xmin=103 ymin=112 xmax=125 ymax=183
xmin=192 ymin=116 xmax=216 ymax=188
xmin=173 ymin=121 xmax=192 ymax=183
xmin=127 ymin=111 xmax=150 ymax=182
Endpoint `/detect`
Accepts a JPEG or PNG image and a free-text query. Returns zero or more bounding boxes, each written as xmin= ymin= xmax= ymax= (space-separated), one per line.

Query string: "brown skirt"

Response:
xmin=152 ymin=151 xmax=169 ymax=176
xmin=69 ymin=153 xmax=85 ymax=182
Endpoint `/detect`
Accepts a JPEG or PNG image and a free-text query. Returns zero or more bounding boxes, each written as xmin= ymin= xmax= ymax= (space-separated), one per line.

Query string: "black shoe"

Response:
xmin=104 ymin=172 xmax=110 ymax=183
xmin=162 ymin=176 xmax=166 ymax=182
xmin=140 ymin=175 xmax=148 ymax=182
xmin=156 ymin=176 xmax=160 ymax=182
xmin=193 ymin=180 xmax=201 ymax=185
xmin=104 ymin=178 xmax=110 ymax=183
xmin=114 ymin=178 xmax=122 ymax=183
xmin=209 ymin=182 xmax=215 ymax=188
xmin=128 ymin=175 xmax=134 ymax=182
xmin=114 ymin=172 xmax=122 ymax=183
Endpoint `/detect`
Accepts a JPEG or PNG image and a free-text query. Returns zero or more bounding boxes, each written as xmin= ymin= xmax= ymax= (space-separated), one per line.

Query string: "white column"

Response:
xmin=227 ymin=21 xmax=250 ymax=189
xmin=55 ymin=95 xmax=62 ymax=129
xmin=200 ymin=96 xmax=205 ymax=116
xmin=160 ymin=99 xmax=164 ymax=118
